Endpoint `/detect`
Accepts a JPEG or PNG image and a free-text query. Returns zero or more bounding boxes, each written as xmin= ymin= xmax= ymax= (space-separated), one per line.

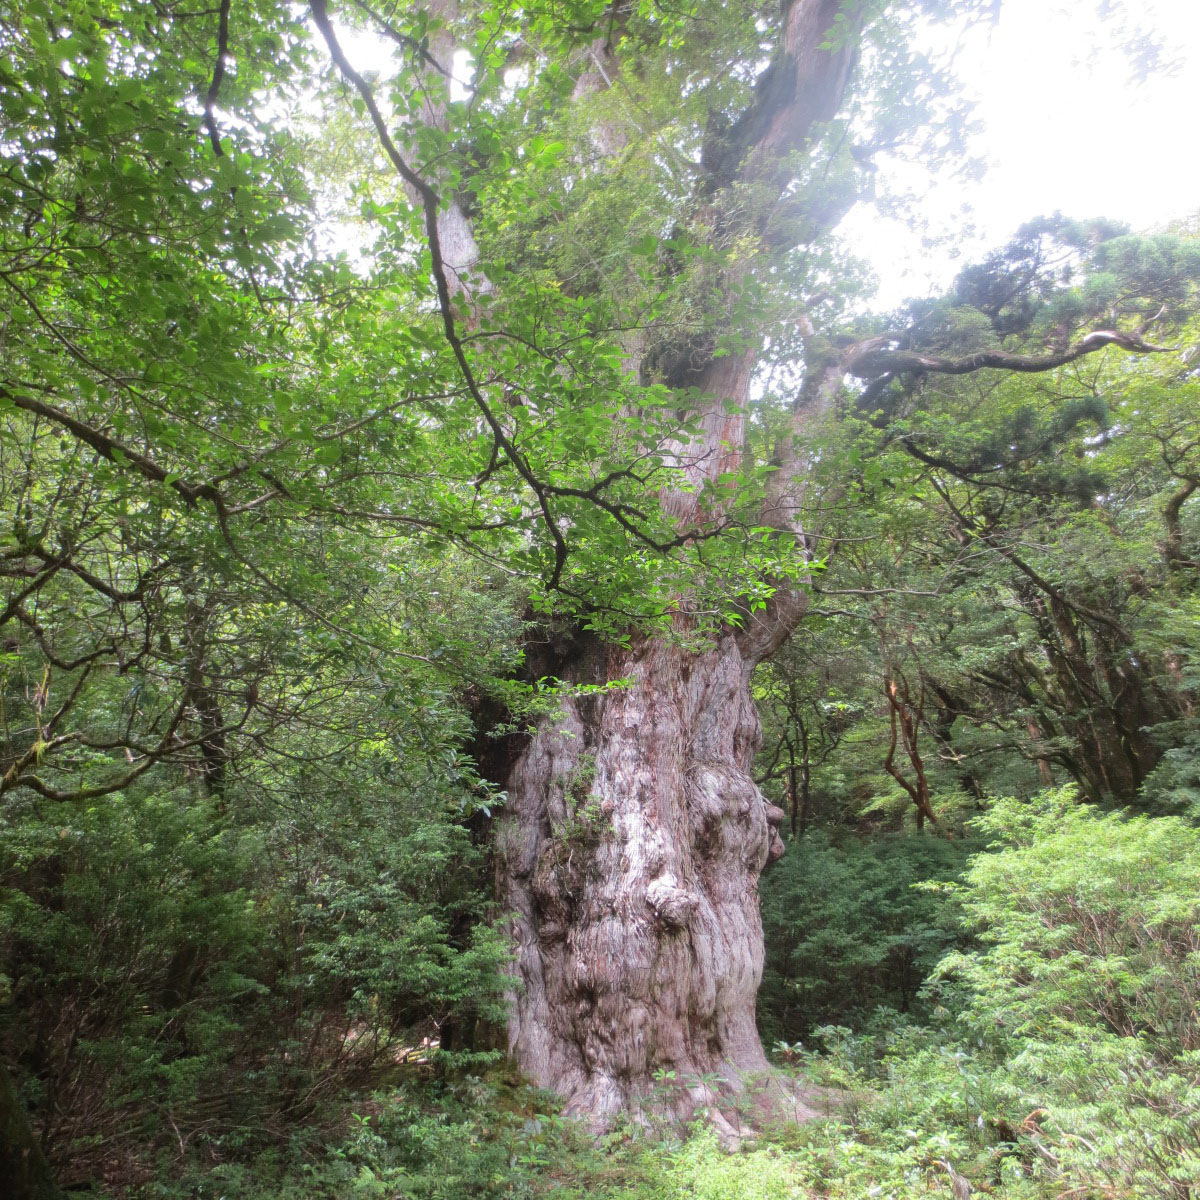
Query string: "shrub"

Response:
xmin=931 ymin=789 xmax=1200 ymax=1198
xmin=0 ymin=768 xmax=507 ymax=1186
xmin=759 ymin=831 xmax=969 ymax=1041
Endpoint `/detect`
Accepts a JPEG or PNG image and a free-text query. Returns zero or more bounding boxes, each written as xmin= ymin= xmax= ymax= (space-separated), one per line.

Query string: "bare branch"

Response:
xmin=847 ymin=328 xmax=1174 ymax=382
xmin=202 ymin=0 xmax=232 ymax=156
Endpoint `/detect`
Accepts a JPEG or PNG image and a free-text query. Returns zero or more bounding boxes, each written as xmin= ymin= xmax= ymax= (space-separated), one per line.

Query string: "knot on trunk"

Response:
xmin=531 ymin=840 xmax=583 ymax=940
xmin=646 ymin=874 xmax=699 ymax=929
xmin=764 ymin=802 xmax=787 ymax=862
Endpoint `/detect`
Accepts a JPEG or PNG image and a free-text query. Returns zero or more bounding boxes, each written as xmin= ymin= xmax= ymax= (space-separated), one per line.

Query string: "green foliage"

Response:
xmin=782 ymin=790 xmax=1200 ymax=1200
xmin=137 ymin=1073 xmax=677 ymax=1200
xmin=1 ymin=790 xmax=267 ymax=1162
xmin=760 ymin=832 xmax=970 ymax=1041
xmin=34 ymin=781 xmax=1189 ymax=1198
xmin=763 ymin=287 xmax=1200 ymax=815
xmin=0 ymin=755 xmax=507 ymax=1176
xmin=946 ymin=789 xmax=1200 ymax=1058
xmin=928 ymin=790 xmax=1200 ymax=1197
xmin=753 ymin=791 xmax=1200 ymax=1199
xmin=1 ymin=0 xmax=1198 ymax=1194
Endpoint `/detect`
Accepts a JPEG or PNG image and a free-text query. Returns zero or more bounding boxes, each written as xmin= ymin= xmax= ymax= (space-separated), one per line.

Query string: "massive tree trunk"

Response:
xmin=496 ymin=626 xmax=797 ymax=1131
xmin=491 ymin=345 xmax=832 ymax=1127
xmin=478 ymin=0 xmax=858 ymax=1126
xmin=316 ymin=0 xmax=1168 ymax=1130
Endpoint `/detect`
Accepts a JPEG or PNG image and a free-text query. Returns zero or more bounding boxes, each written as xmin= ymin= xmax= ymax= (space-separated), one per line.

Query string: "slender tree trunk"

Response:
xmin=1026 ymin=717 xmax=1056 ymax=787
xmin=0 ymin=1062 xmax=59 ymax=1200
xmin=496 ymin=628 xmax=794 ymax=1132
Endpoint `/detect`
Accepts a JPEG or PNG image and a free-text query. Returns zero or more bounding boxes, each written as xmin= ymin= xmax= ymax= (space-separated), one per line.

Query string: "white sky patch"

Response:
xmin=843 ymin=0 xmax=1200 ymax=307
xmin=327 ymin=21 xmax=473 ymax=95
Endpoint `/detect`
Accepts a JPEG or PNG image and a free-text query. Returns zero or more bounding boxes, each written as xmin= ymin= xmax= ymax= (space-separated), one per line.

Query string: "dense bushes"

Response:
xmin=759 ymin=831 xmax=970 ymax=1042
xmin=0 ymin=765 xmax=507 ymax=1185
xmin=932 ymin=790 xmax=1200 ymax=1198
xmin=7 ymin=779 xmax=1197 ymax=1199
xmin=771 ymin=790 xmax=1200 ymax=1200
xmin=130 ymin=789 xmax=1197 ymax=1198
xmin=1 ymin=788 xmax=268 ymax=1182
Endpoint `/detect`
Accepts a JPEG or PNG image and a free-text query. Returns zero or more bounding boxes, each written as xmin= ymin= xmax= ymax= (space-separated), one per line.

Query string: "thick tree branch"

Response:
xmin=847 ymin=328 xmax=1173 ymax=382
xmin=702 ymin=0 xmax=862 ymax=191
xmin=1163 ymin=476 xmax=1199 ymax=570
xmin=744 ymin=320 xmax=1177 ymax=662
xmin=202 ymin=0 xmax=232 ymax=156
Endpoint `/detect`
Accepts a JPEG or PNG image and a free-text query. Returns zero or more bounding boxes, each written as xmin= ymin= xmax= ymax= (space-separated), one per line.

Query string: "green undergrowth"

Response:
xmin=135 ymin=788 xmax=1198 ymax=1200
xmin=123 ymin=1028 xmax=1194 ymax=1200
xmin=112 ymin=1049 xmax=1111 ymax=1200
xmin=40 ymin=789 xmax=1200 ymax=1199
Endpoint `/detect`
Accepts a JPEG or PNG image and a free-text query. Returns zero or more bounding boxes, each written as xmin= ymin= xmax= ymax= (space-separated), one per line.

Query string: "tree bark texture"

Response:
xmin=496 ymin=630 xmax=793 ymax=1130
xmin=485 ymin=0 xmax=860 ymax=1125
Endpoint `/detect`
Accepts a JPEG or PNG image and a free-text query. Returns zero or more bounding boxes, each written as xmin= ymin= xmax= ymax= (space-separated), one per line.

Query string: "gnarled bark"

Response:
xmin=472 ymin=1 xmax=858 ymax=1128
xmin=495 ymin=628 xmax=800 ymax=1132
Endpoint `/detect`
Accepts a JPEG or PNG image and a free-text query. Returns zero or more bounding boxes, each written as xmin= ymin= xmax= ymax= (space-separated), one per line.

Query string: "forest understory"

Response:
xmin=2 ymin=0 xmax=1199 ymax=1196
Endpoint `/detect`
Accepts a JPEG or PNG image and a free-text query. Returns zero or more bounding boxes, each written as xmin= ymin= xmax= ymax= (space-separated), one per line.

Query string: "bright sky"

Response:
xmin=845 ymin=0 xmax=1200 ymax=306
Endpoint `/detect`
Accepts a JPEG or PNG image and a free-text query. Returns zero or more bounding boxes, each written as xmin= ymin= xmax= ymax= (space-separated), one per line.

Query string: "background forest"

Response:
xmin=1 ymin=0 xmax=1198 ymax=1197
